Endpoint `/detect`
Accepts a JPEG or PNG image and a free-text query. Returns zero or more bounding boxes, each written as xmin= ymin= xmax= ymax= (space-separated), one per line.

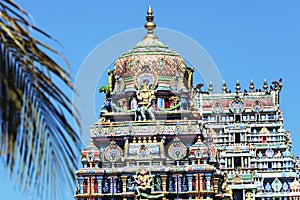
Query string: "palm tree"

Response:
xmin=0 ymin=0 xmax=82 ymax=199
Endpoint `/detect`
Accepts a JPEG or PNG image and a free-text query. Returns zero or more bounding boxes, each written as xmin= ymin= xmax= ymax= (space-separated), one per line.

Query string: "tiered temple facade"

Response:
xmin=75 ymin=7 xmax=300 ymax=200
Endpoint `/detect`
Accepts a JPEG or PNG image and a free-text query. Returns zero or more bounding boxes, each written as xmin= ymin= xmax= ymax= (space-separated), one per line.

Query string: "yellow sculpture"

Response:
xmin=134 ymin=165 xmax=153 ymax=196
xmin=137 ymin=84 xmax=153 ymax=107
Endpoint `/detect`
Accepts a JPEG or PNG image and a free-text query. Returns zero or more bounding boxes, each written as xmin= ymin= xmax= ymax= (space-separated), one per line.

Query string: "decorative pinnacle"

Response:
xmin=263 ymin=79 xmax=268 ymax=92
xmin=144 ymin=6 xmax=157 ymax=39
xmin=147 ymin=5 xmax=153 ymax=15
xmin=222 ymin=81 xmax=227 ymax=93
xmin=236 ymin=80 xmax=241 ymax=93
xmin=208 ymin=81 xmax=213 ymax=93
xmin=88 ymin=138 xmax=95 ymax=146
xmin=249 ymin=80 xmax=254 ymax=92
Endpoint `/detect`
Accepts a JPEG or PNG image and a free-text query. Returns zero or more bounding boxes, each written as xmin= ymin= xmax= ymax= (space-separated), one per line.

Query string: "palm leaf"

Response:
xmin=0 ymin=0 xmax=82 ymax=199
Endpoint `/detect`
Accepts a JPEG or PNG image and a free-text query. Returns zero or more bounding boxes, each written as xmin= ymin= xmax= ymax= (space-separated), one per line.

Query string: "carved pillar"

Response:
xmin=205 ymin=174 xmax=211 ymax=192
xmin=199 ymin=174 xmax=204 ymax=192
xmin=173 ymin=175 xmax=178 ymax=193
xmin=110 ymin=177 xmax=113 ymax=194
xmin=172 ymin=174 xmax=182 ymax=193
xmin=241 ymin=157 xmax=244 ymax=168
xmin=213 ymin=177 xmax=219 ymax=194
xmin=187 ymin=174 xmax=193 ymax=192
xmin=194 ymin=174 xmax=200 ymax=198
xmin=228 ymin=158 xmax=231 ymax=168
xmin=161 ymin=174 xmax=167 ymax=200
xmin=161 ymin=175 xmax=167 ymax=192
xmin=85 ymin=177 xmax=90 ymax=194
xmin=249 ymin=157 xmax=252 ymax=168
xmin=96 ymin=176 xmax=103 ymax=194
xmin=178 ymin=175 xmax=182 ymax=193
xmin=91 ymin=177 xmax=95 ymax=194
xmin=113 ymin=176 xmax=117 ymax=194
xmin=79 ymin=177 xmax=84 ymax=194
xmin=121 ymin=176 xmax=127 ymax=193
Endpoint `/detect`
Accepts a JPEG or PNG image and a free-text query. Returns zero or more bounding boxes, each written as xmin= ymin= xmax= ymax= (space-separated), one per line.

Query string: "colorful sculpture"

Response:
xmin=136 ymin=84 xmax=155 ymax=121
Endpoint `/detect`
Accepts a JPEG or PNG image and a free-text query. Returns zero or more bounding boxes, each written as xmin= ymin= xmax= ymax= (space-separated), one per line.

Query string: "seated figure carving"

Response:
xmin=134 ymin=165 xmax=152 ymax=197
xmin=134 ymin=165 xmax=164 ymax=199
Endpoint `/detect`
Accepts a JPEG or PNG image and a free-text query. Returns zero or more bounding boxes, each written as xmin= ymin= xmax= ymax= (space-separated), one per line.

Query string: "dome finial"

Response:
xmin=144 ymin=6 xmax=157 ymax=39
xmin=147 ymin=5 xmax=153 ymax=16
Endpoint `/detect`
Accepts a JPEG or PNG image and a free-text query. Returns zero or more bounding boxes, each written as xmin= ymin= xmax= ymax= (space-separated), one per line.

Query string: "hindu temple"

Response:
xmin=74 ymin=7 xmax=300 ymax=200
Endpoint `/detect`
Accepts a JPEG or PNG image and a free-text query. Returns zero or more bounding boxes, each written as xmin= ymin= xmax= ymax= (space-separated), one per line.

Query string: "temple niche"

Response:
xmin=75 ymin=7 xmax=300 ymax=200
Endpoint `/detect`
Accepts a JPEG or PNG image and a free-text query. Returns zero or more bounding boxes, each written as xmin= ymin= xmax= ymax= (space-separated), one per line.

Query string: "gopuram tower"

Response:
xmin=75 ymin=7 xmax=300 ymax=200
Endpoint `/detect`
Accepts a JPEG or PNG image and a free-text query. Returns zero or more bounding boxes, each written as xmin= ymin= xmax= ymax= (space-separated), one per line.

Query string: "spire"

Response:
xmin=144 ymin=6 xmax=157 ymax=39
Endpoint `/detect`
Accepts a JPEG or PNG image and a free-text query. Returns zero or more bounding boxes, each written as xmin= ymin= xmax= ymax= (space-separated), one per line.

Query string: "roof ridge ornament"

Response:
xmin=144 ymin=6 xmax=158 ymax=39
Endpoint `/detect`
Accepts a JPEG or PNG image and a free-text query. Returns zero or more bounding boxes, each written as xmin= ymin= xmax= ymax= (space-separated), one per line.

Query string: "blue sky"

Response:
xmin=1 ymin=1 xmax=300 ymax=199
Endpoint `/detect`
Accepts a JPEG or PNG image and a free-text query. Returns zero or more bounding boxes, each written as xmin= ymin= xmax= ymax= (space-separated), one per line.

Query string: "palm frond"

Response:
xmin=0 ymin=0 xmax=82 ymax=199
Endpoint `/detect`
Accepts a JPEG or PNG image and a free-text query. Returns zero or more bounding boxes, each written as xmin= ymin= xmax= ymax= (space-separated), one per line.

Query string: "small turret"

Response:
xmin=81 ymin=139 xmax=101 ymax=168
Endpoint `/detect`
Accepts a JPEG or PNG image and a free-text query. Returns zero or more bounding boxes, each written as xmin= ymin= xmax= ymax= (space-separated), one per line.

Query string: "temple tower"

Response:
xmin=75 ymin=7 xmax=300 ymax=200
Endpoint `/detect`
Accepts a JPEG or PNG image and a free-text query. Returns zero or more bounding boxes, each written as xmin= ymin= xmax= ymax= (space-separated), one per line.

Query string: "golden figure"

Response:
xmin=137 ymin=84 xmax=153 ymax=107
xmin=134 ymin=165 xmax=153 ymax=197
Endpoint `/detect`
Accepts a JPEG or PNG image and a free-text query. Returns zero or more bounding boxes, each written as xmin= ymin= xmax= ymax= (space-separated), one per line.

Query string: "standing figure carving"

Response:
xmin=136 ymin=84 xmax=156 ymax=121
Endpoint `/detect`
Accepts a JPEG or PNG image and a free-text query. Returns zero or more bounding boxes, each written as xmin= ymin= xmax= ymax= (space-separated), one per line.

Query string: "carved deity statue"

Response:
xmin=137 ymin=85 xmax=153 ymax=105
xmin=136 ymin=84 xmax=155 ymax=120
xmin=131 ymin=95 xmax=143 ymax=121
xmin=134 ymin=165 xmax=153 ymax=197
